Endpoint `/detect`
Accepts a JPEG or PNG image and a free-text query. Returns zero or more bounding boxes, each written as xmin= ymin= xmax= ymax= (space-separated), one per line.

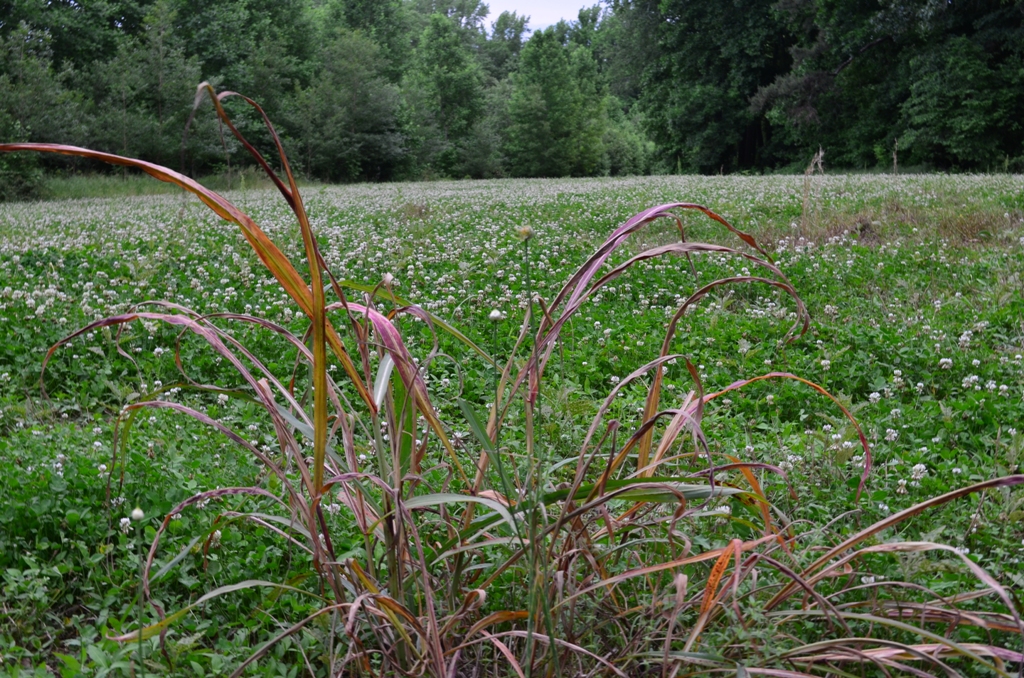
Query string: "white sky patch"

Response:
xmin=483 ymin=0 xmax=594 ymax=31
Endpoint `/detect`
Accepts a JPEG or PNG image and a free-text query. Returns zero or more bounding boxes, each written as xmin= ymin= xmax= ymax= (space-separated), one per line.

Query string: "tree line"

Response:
xmin=2 ymin=0 xmax=1022 ymax=198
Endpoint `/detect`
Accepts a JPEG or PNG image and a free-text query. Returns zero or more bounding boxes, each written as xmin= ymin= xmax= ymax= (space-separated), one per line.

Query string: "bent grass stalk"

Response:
xmin=3 ymin=84 xmax=1024 ymax=676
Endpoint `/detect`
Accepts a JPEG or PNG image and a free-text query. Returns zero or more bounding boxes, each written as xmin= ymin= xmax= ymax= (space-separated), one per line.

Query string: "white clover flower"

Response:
xmin=939 ymin=357 xmax=953 ymax=369
xmin=217 ymin=393 xmax=229 ymax=404
xmin=820 ymin=359 xmax=831 ymax=371
xmin=119 ymin=517 xmax=132 ymax=534
xmin=210 ymin=530 xmax=222 ymax=548
xmin=326 ymin=503 xmax=342 ymax=516
xmin=609 ymin=375 xmax=620 ymax=384
xmin=885 ymin=428 xmax=899 ymax=442
xmin=911 ymin=463 xmax=927 ymax=481
xmin=97 ymin=464 xmax=107 ymax=474
xmin=896 ymin=479 xmax=908 ymax=494
xmin=890 ymin=408 xmax=901 ymax=419
xmin=868 ymin=392 xmax=881 ymax=404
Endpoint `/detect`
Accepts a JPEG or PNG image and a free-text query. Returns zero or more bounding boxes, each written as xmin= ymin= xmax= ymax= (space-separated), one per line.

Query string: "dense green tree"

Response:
xmin=83 ymin=2 xmax=203 ymax=168
xmin=0 ymin=23 xmax=88 ymax=148
xmin=504 ymin=27 xmax=607 ymax=177
xmin=309 ymin=0 xmax=413 ymax=81
xmin=4 ymin=0 xmax=1024 ymax=192
xmin=414 ymin=0 xmax=490 ymax=35
xmin=900 ymin=37 xmax=1020 ymax=169
xmin=0 ymin=111 xmax=42 ymax=200
xmin=603 ymin=97 xmax=653 ymax=175
xmin=143 ymin=2 xmax=206 ymax=165
xmin=754 ymin=0 xmax=1024 ymax=169
xmin=601 ymin=0 xmax=662 ymax=101
xmin=480 ymin=10 xmax=528 ymax=80
xmin=283 ymin=29 xmax=403 ymax=181
xmin=87 ymin=38 xmax=154 ymax=160
xmin=405 ymin=13 xmax=486 ymax=176
xmin=169 ymin=0 xmax=312 ymax=103
xmin=627 ymin=0 xmax=792 ymax=173
xmin=0 ymin=0 xmax=156 ymax=71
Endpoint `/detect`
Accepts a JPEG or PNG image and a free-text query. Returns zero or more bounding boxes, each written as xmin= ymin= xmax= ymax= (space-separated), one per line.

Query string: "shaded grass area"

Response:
xmin=38 ymin=168 xmax=315 ymax=202
xmin=1 ymin=172 xmax=1024 ymax=675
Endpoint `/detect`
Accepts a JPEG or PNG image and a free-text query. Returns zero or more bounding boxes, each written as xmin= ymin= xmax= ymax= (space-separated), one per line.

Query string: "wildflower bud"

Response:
xmin=383 ymin=272 xmax=394 ymax=286
xmin=488 ymin=309 xmax=503 ymax=321
xmin=131 ymin=507 xmax=145 ymax=522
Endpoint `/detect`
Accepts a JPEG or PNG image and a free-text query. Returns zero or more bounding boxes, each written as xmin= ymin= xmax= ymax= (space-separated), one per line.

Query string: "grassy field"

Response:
xmin=2 ymin=172 xmax=1024 ymax=676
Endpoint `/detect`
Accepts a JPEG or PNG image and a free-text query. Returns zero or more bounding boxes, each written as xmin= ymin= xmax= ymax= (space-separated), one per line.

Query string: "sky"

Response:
xmin=482 ymin=0 xmax=592 ymax=31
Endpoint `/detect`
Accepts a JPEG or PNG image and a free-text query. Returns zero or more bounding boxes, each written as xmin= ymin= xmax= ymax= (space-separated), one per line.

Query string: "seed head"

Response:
xmin=488 ymin=309 xmax=503 ymax=321
xmin=517 ymin=225 xmax=534 ymax=241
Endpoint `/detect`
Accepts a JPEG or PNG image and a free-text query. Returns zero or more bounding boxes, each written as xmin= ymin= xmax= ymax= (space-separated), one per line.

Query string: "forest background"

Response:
xmin=1 ymin=0 xmax=1023 ymax=199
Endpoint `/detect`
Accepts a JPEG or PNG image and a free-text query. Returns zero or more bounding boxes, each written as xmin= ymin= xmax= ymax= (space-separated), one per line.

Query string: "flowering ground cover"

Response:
xmin=1 ymin=172 xmax=1024 ymax=676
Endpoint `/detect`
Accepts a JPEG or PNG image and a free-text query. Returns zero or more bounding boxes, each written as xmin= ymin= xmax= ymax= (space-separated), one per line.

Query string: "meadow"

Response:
xmin=2 ymin=169 xmax=1024 ymax=677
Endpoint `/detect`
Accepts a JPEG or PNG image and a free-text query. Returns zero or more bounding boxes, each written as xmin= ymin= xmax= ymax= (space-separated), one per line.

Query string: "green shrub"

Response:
xmin=0 ymin=112 xmax=43 ymax=201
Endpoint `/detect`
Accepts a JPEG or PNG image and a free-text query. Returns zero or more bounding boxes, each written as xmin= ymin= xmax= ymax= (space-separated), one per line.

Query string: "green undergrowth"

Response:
xmin=34 ymin=168 xmax=316 ymax=202
xmin=2 ymin=172 xmax=1024 ymax=675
